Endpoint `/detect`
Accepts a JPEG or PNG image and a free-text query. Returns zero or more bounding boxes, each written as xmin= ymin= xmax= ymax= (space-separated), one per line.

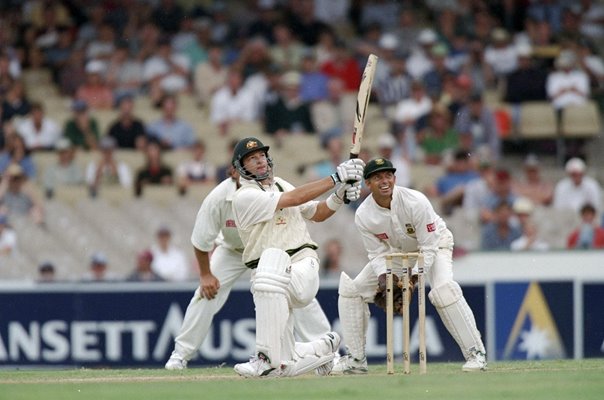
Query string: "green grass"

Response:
xmin=1 ymin=359 xmax=604 ymax=400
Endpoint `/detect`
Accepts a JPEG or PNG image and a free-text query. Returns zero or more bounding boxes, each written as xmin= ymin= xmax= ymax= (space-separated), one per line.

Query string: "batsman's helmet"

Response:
xmin=232 ymin=137 xmax=273 ymax=181
xmin=363 ymin=157 xmax=396 ymax=179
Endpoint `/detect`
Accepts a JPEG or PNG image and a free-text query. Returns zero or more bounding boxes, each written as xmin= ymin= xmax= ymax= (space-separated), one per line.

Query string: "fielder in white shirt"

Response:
xmin=333 ymin=157 xmax=487 ymax=374
xmin=165 ymin=166 xmax=338 ymax=370
xmin=231 ymin=137 xmax=364 ymax=377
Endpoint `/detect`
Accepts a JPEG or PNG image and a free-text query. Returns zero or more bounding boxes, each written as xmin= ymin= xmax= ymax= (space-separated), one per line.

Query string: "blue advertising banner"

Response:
xmin=0 ymin=284 xmax=485 ymax=367
xmin=494 ymin=282 xmax=573 ymax=361
xmin=583 ymin=284 xmax=604 ymax=359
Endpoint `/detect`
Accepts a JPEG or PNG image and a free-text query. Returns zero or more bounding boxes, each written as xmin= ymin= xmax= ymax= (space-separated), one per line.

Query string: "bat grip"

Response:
xmin=344 ymin=153 xmax=360 ymax=204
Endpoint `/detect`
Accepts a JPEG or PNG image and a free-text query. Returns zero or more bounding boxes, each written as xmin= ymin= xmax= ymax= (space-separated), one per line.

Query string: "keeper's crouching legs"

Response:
xmin=428 ymin=281 xmax=487 ymax=371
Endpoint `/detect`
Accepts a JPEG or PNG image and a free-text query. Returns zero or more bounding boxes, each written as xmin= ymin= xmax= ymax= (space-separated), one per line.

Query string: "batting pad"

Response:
xmin=428 ymin=281 xmax=485 ymax=360
xmin=338 ymin=272 xmax=370 ymax=360
xmin=253 ymin=248 xmax=292 ymax=368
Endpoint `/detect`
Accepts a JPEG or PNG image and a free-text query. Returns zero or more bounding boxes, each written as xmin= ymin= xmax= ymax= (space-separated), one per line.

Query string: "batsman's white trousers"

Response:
xmin=172 ymin=246 xmax=331 ymax=361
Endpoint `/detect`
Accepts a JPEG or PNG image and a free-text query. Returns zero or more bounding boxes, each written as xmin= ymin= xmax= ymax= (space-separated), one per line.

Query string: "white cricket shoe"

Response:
xmin=330 ymin=354 xmax=368 ymax=375
xmin=462 ymin=349 xmax=487 ymax=372
xmin=234 ymin=353 xmax=280 ymax=378
xmin=165 ymin=353 xmax=187 ymax=370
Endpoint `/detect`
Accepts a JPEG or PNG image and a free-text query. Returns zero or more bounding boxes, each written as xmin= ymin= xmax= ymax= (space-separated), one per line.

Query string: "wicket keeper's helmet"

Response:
xmin=232 ymin=137 xmax=273 ymax=181
xmin=363 ymin=157 xmax=396 ymax=179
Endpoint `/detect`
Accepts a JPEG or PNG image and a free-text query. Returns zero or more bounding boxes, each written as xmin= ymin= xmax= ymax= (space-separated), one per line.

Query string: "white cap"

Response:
xmin=85 ymin=60 xmax=106 ymax=74
xmin=516 ymin=43 xmax=533 ymax=57
xmin=565 ymin=157 xmax=586 ymax=174
xmin=379 ymin=33 xmax=399 ymax=50
xmin=513 ymin=197 xmax=535 ymax=215
xmin=281 ymin=71 xmax=301 ymax=87
xmin=555 ymin=50 xmax=576 ymax=69
xmin=377 ymin=133 xmax=396 ymax=149
xmin=417 ymin=29 xmax=437 ymax=45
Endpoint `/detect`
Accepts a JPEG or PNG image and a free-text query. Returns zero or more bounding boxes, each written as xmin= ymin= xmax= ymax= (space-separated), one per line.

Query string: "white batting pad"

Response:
xmin=253 ymin=248 xmax=292 ymax=368
xmin=338 ymin=272 xmax=370 ymax=360
xmin=428 ymin=281 xmax=486 ymax=359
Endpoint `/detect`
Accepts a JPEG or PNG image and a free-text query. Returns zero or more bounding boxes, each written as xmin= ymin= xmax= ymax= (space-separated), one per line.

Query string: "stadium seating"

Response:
xmin=517 ymin=101 xmax=558 ymax=139
xmin=561 ymin=101 xmax=602 ymax=138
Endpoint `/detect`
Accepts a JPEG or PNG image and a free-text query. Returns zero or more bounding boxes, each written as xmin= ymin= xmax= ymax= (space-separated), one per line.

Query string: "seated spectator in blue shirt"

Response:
xmin=433 ymin=149 xmax=479 ymax=215
xmin=0 ymin=134 xmax=36 ymax=180
xmin=299 ymin=51 xmax=329 ymax=102
xmin=147 ymin=94 xmax=196 ymax=149
xmin=481 ymin=201 xmax=523 ymax=250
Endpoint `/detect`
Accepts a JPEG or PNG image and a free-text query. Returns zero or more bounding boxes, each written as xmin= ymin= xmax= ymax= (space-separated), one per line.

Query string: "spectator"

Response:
xmin=75 ymin=60 xmax=114 ymax=110
xmin=1 ymin=80 xmax=31 ymax=122
xmin=176 ymin=140 xmax=216 ymax=195
xmin=373 ymin=53 xmax=411 ymax=115
xmin=264 ymin=71 xmax=315 ymax=144
xmin=406 ymin=28 xmax=438 ymax=80
xmin=483 ymin=28 xmax=519 ymax=88
xmin=510 ymin=197 xmax=550 ymax=251
xmin=304 ymin=134 xmax=344 ymax=181
xmin=321 ymin=238 xmax=343 ymax=280
xmin=299 ymin=51 xmax=329 ymax=103
xmin=480 ymin=168 xmax=518 ymax=224
xmin=147 ymin=94 xmax=196 ymax=149
xmin=42 ymin=138 xmax=85 ymax=199
xmin=567 ymin=203 xmax=604 ymax=249
xmin=0 ymin=133 xmax=36 ymax=179
xmin=269 ymin=22 xmax=306 ymax=71
xmin=63 ymin=99 xmax=100 ymax=151
xmin=553 ymin=157 xmax=602 ymax=214
xmin=310 ymin=77 xmax=355 ymax=140
xmin=193 ymin=42 xmax=227 ymax=107
xmin=105 ymin=41 xmax=144 ymax=100
xmin=209 ymin=68 xmax=257 ymax=136
xmin=284 ymin=0 xmax=331 ymax=46
xmin=0 ymin=164 xmax=44 ymax=225
xmin=134 ymin=140 xmax=173 ymax=197
xmin=126 ymin=249 xmax=164 ymax=282
xmin=57 ymin=47 xmax=87 ymax=97
xmin=150 ymin=225 xmax=189 ymax=282
xmin=15 ymin=102 xmax=61 ymax=151
xmin=546 ymin=50 xmax=590 ymax=111
xmin=151 ymin=0 xmax=185 ymax=34
xmin=481 ymin=201 xmax=523 ymax=251
xmin=375 ymin=132 xmax=411 ymax=188
xmin=462 ymin=158 xmax=496 ymax=218
xmin=0 ymin=214 xmax=17 ymax=257
xmin=320 ymin=40 xmax=361 ymax=93
xmin=106 ymin=94 xmax=147 ymax=150
xmin=85 ymin=23 xmax=116 ymax=61
xmin=392 ymin=80 xmax=433 ymax=161
xmin=85 ymin=136 xmax=133 ymax=197
xmin=81 ymin=252 xmax=119 ymax=282
xmin=453 ymin=92 xmax=501 ymax=161
xmin=430 ymin=149 xmax=479 ymax=216
xmin=422 ymin=42 xmax=454 ymax=99
xmin=37 ymin=261 xmax=56 ymax=283
xmin=512 ymin=154 xmax=554 ymax=207
xmin=417 ymin=105 xmax=459 ymax=166
xmin=142 ymin=35 xmax=191 ymax=105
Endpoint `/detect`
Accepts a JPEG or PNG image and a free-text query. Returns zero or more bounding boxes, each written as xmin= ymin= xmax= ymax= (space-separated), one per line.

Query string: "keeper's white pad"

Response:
xmin=253 ymin=248 xmax=292 ymax=368
xmin=338 ymin=272 xmax=370 ymax=360
xmin=428 ymin=281 xmax=486 ymax=359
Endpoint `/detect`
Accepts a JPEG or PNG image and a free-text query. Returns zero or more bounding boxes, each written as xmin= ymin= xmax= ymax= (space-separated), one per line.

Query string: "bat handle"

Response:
xmin=344 ymin=153 xmax=360 ymax=204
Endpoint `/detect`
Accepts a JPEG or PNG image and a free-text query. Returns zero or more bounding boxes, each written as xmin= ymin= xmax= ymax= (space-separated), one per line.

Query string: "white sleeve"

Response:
xmin=232 ymin=187 xmax=281 ymax=231
xmin=355 ymin=213 xmax=390 ymax=276
xmin=191 ymin=190 xmax=224 ymax=252
xmin=299 ymin=200 xmax=319 ymax=220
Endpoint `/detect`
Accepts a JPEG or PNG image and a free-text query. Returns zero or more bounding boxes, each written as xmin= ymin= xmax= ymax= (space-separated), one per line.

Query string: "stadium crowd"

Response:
xmin=0 ymin=0 xmax=603 ymax=281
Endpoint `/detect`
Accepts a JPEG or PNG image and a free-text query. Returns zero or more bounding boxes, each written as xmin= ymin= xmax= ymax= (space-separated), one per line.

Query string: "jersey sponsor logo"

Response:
xmin=426 ymin=222 xmax=436 ymax=232
xmin=405 ymin=224 xmax=415 ymax=234
xmin=375 ymin=233 xmax=389 ymax=240
xmin=225 ymin=219 xmax=236 ymax=228
xmin=275 ymin=216 xmax=286 ymax=225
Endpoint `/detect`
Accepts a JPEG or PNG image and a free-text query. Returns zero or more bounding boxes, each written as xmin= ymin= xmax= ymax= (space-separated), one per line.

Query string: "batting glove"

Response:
xmin=331 ymin=159 xmax=365 ymax=184
xmin=344 ymin=181 xmax=362 ymax=202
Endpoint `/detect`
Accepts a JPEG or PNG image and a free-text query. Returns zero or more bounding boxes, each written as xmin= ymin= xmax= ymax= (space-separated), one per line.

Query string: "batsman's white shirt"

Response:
xmin=232 ymin=177 xmax=319 ymax=266
xmin=191 ymin=177 xmax=243 ymax=252
xmin=355 ymin=185 xmax=452 ymax=276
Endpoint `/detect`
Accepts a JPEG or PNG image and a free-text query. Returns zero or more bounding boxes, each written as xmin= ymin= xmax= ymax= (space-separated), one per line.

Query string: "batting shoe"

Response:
xmin=462 ymin=349 xmax=487 ymax=372
xmin=234 ymin=353 xmax=281 ymax=378
xmin=314 ymin=332 xmax=341 ymax=376
xmin=165 ymin=353 xmax=187 ymax=370
xmin=330 ymin=353 xmax=368 ymax=375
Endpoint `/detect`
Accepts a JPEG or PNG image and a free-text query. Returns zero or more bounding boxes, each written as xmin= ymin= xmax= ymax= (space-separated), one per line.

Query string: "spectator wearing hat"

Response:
xmin=15 ymin=102 xmax=61 ymax=151
xmin=553 ymin=157 xmax=602 ymax=214
xmin=75 ymin=60 xmax=114 ymax=110
xmin=150 ymin=225 xmax=190 ymax=282
xmin=0 ymin=164 xmax=44 ymax=225
xmin=147 ymin=94 xmax=196 ymax=149
xmin=209 ymin=68 xmax=258 ymax=136
xmin=376 ymin=132 xmax=411 ymax=188
xmin=372 ymin=32 xmax=401 ymax=84
xmin=85 ymin=136 xmax=133 ymax=197
xmin=37 ymin=261 xmax=56 ymax=283
xmin=106 ymin=94 xmax=147 ymax=150
xmin=422 ymin=42 xmax=455 ymax=99
xmin=417 ymin=104 xmax=459 ymax=166
xmin=264 ymin=70 xmax=315 ymax=143
xmin=406 ymin=28 xmax=438 ymax=80
xmin=0 ymin=214 xmax=17 ymax=257
xmin=510 ymin=197 xmax=550 ymax=252
xmin=175 ymin=139 xmax=216 ymax=195
xmin=42 ymin=138 xmax=85 ymax=199
xmin=63 ymin=99 xmax=100 ymax=151
xmin=484 ymin=28 xmax=519 ymax=87
xmin=512 ymin=154 xmax=554 ymax=207
xmin=567 ymin=203 xmax=604 ymax=249
xmin=85 ymin=23 xmax=116 ymax=62
xmin=81 ymin=252 xmax=119 ymax=282
xmin=392 ymin=80 xmax=432 ymax=161
xmin=453 ymin=92 xmax=501 ymax=161
xmin=134 ymin=139 xmax=173 ymax=197
xmin=546 ymin=50 xmax=590 ymax=111
xmin=126 ymin=250 xmax=164 ymax=282
xmin=374 ymin=53 xmax=411 ymax=115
